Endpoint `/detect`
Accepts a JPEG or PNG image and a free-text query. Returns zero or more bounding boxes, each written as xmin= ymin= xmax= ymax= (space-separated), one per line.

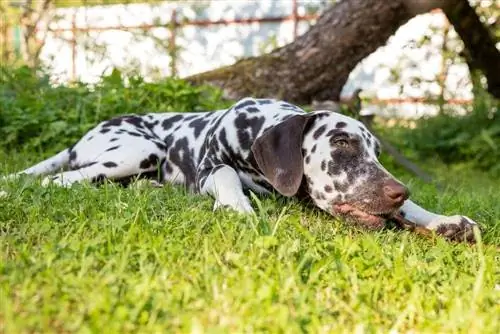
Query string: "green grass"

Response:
xmin=0 ymin=151 xmax=499 ymax=333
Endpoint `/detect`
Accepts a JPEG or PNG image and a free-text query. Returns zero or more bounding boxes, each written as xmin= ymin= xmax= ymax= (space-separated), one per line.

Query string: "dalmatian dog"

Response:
xmin=2 ymin=98 xmax=478 ymax=242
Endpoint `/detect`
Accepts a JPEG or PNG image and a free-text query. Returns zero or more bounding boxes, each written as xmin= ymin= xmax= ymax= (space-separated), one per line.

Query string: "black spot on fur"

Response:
xmin=313 ymin=191 xmax=326 ymax=200
xmin=334 ymin=181 xmax=349 ymax=192
xmin=336 ymin=122 xmax=347 ymax=128
xmin=324 ymin=185 xmax=333 ymax=193
xmin=128 ymin=131 xmax=141 ymax=137
xmin=189 ymin=118 xmax=209 ymax=139
xmin=169 ymin=137 xmax=197 ymax=189
xmin=100 ymin=128 xmax=111 ymax=134
xmin=219 ymin=129 xmax=230 ymax=151
xmin=69 ymin=150 xmax=77 ymax=162
xmin=154 ymin=141 xmax=167 ymax=152
xmin=105 ymin=145 xmax=120 ymax=152
xmin=236 ymin=99 xmax=256 ymax=109
xmin=144 ymin=120 xmax=159 ymax=130
xmin=161 ymin=115 xmax=183 ymax=130
xmin=72 ymin=161 xmax=97 ymax=170
xmin=87 ymin=136 xmax=94 ymax=141
xmin=234 ymin=113 xmax=266 ymax=151
xmin=321 ymin=160 xmax=326 ymax=171
xmin=314 ymin=112 xmax=330 ymax=120
xmin=139 ymin=154 xmax=160 ymax=170
xmin=305 ymin=156 xmax=311 ymax=164
xmin=258 ymin=99 xmax=273 ymax=105
xmin=102 ymin=117 xmax=123 ymax=127
xmin=328 ymin=160 xmax=341 ymax=176
xmin=164 ymin=134 xmax=174 ymax=148
xmin=217 ymin=128 xmax=243 ymax=167
xmin=246 ymin=107 xmax=260 ymax=113
xmin=326 ymin=129 xmax=344 ymax=138
xmin=313 ymin=125 xmax=326 ymax=139
xmin=103 ymin=161 xmax=118 ymax=168
xmin=110 ymin=138 xmax=119 ymax=142
xmin=125 ymin=116 xmax=143 ymax=128
xmin=311 ymin=144 xmax=317 ymax=153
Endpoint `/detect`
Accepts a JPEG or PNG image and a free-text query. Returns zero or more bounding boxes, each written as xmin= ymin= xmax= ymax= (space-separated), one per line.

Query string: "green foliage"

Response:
xmin=384 ymin=90 xmax=500 ymax=176
xmin=0 ymin=66 xmax=230 ymax=155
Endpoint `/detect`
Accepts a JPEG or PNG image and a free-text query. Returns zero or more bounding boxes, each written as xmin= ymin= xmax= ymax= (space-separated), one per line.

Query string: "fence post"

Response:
xmin=1 ymin=15 xmax=8 ymax=63
xmin=71 ymin=11 xmax=77 ymax=82
xmin=438 ymin=16 xmax=450 ymax=114
xmin=169 ymin=8 xmax=177 ymax=76
xmin=292 ymin=0 xmax=298 ymax=39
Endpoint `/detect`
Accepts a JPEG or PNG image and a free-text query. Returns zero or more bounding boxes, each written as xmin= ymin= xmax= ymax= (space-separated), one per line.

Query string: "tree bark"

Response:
xmin=186 ymin=0 xmax=499 ymax=103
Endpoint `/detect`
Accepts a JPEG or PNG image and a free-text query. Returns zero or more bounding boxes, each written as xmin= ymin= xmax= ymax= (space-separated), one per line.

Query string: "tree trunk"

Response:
xmin=186 ymin=0 xmax=499 ymax=103
xmin=441 ymin=0 xmax=500 ymax=98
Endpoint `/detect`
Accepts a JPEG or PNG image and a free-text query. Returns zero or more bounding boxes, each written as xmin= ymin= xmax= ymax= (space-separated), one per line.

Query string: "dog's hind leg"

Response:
xmin=3 ymin=149 xmax=71 ymax=180
xmin=40 ymin=153 xmax=165 ymax=187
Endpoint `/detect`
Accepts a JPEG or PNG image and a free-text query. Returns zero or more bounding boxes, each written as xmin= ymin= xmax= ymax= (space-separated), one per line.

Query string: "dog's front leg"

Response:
xmin=396 ymin=199 xmax=479 ymax=242
xmin=198 ymin=163 xmax=254 ymax=214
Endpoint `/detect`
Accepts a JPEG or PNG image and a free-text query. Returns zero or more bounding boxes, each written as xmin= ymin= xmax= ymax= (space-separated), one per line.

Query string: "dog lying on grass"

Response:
xmin=1 ymin=98 xmax=479 ymax=242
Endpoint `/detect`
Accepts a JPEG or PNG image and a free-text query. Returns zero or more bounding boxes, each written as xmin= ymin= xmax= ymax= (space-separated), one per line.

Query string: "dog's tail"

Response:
xmin=2 ymin=148 xmax=71 ymax=181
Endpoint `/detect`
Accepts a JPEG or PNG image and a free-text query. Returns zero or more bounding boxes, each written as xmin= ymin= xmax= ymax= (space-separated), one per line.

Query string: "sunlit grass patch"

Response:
xmin=0 ymin=152 xmax=499 ymax=333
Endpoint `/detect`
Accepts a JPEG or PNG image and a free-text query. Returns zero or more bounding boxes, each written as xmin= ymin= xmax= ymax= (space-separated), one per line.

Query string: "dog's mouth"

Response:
xmin=333 ymin=203 xmax=396 ymax=230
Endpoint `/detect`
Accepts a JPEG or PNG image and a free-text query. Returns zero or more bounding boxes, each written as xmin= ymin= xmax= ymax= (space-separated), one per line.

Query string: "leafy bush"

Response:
xmin=2 ymin=65 xmax=499 ymax=176
xmin=0 ymin=66 xmax=230 ymax=154
xmin=386 ymin=89 xmax=500 ymax=176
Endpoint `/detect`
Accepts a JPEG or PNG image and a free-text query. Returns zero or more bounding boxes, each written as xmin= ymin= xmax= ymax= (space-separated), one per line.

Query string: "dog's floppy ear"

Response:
xmin=251 ymin=114 xmax=313 ymax=197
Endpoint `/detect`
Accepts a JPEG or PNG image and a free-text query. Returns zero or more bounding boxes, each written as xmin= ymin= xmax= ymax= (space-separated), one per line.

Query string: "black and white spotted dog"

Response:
xmin=3 ymin=98 xmax=477 ymax=241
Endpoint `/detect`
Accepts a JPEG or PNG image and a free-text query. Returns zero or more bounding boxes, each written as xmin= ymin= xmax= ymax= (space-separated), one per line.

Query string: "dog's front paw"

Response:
xmin=213 ymin=197 xmax=255 ymax=215
xmin=432 ymin=215 xmax=479 ymax=243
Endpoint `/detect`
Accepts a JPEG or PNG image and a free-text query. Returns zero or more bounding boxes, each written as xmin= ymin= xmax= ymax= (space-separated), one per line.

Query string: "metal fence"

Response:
xmin=46 ymin=0 xmax=319 ymax=80
xmin=1 ymin=1 xmax=475 ymax=116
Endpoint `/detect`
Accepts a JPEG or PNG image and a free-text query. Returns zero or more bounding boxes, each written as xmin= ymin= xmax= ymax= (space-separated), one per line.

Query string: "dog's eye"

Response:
xmin=334 ymin=139 xmax=349 ymax=148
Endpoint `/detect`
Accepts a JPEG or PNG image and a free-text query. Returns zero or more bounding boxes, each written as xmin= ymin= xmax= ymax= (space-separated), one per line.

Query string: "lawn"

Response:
xmin=0 ymin=150 xmax=499 ymax=333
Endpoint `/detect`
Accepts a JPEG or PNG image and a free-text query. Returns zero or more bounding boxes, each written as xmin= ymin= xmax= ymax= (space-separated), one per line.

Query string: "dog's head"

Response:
xmin=251 ymin=111 xmax=409 ymax=229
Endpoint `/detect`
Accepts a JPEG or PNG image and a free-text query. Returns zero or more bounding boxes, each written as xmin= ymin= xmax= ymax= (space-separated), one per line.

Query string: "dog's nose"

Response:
xmin=383 ymin=179 xmax=410 ymax=206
